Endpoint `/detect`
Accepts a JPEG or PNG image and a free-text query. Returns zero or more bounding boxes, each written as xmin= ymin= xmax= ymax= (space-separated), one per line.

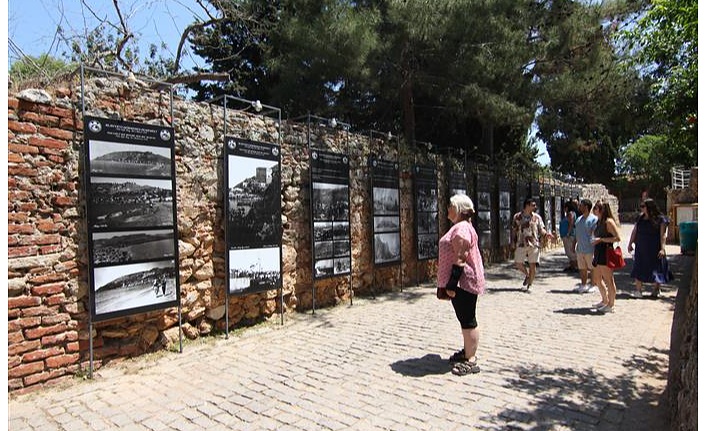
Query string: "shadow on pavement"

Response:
xmin=553 ymin=307 xmax=602 ymax=316
xmin=475 ymin=344 xmax=669 ymax=430
xmin=389 ymin=353 xmax=452 ymax=377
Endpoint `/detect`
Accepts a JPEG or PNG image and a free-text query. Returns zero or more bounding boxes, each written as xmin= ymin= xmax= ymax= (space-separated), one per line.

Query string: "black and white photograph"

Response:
xmin=89 ymin=140 xmax=171 ymax=178
xmin=333 ymin=240 xmax=350 ymax=257
xmin=500 ymin=210 xmax=512 ymax=245
xmin=477 ymin=210 xmax=492 ymax=232
xmin=332 ymin=221 xmax=350 ymax=240
xmin=477 ymin=191 xmax=491 ymax=211
xmin=417 ymin=233 xmax=439 ymax=260
xmin=333 ymin=258 xmax=351 ymax=275
xmin=229 ymin=247 xmax=281 ymax=294
xmin=314 ymin=259 xmax=334 ymax=277
xmin=92 ymin=229 xmax=175 ymax=267
xmin=226 ymin=144 xmax=281 ymax=249
xmin=313 ymin=221 xmax=334 ymax=241
xmin=416 ymin=212 xmax=438 ymax=234
xmin=516 ymin=179 xmax=529 ymax=210
xmin=314 ymin=240 xmax=334 ymax=259
xmin=543 ymin=199 xmax=552 ymax=230
xmin=92 ymin=260 xmax=177 ymax=321
xmin=416 ymin=188 xmax=438 ymax=212
xmin=499 ymin=191 xmax=511 ymax=210
xmin=531 ymin=180 xmax=540 ymax=198
xmin=312 ymin=182 xmax=349 ymax=221
xmin=374 ymin=216 xmax=400 ymax=233
xmin=374 ymin=232 xmax=401 ymax=264
xmin=89 ymin=177 xmax=173 ymax=230
xmin=373 ymin=187 xmax=399 ymax=215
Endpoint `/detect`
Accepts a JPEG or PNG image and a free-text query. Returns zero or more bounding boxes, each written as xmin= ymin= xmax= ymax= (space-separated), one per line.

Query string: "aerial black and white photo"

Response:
xmin=92 ymin=260 xmax=177 ymax=320
xmin=416 ymin=212 xmax=438 ymax=234
xmin=333 ymin=240 xmax=350 ymax=257
xmin=92 ymin=229 xmax=174 ymax=266
xmin=333 ymin=257 xmax=351 ymax=275
xmin=89 ymin=140 xmax=171 ymax=177
xmin=89 ymin=177 xmax=173 ymax=230
xmin=314 ymin=258 xmax=334 ymax=277
xmin=229 ymin=247 xmax=281 ymax=294
xmin=374 ymin=216 xmax=400 ymax=233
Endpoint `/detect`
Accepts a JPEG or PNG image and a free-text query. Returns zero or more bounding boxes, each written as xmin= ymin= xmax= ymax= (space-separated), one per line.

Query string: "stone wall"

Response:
xmin=7 ymin=76 xmax=600 ymax=393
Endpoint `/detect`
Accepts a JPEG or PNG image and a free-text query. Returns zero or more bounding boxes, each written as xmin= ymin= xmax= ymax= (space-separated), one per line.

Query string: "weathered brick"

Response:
xmin=38 ymin=126 xmax=74 ymax=140
xmin=8 ymin=295 xmax=41 ymax=309
xmin=41 ymin=245 xmax=63 ymax=255
xmin=33 ymin=104 xmax=74 ymax=119
xmin=8 ymin=212 xmax=29 ymax=222
xmin=41 ymin=313 xmax=71 ymax=325
xmin=8 ymin=120 xmax=38 ymax=134
xmin=9 ymin=97 xmax=19 ymax=109
xmin=59 ymin=117 xmax=77 ymax=129
xmin=24 ymin=322 xmax=69 ymax=340
xmin=8 ymin=361 xmax=45 ymax=378
xmin=8 ymin=340 xmax=41 ymax=356
xmin=24 ymin=368 xmax=68 ymax=386
xmin=28 ymin=136 xmax=68 ymax=150
xmin=14 ymin=316 xmax=42 ymax=328
xmin=8 ymin=190 xmax=32 ymax=201
xmin=8 ymin=224 xmax=34 ymax=234
xmin=42 ymin=330 xmax=78 ymax=346
xmin=8 ymin=309 xmax=21 ymax=319
xmin=31 ymin=233 xmax=62 ymax=246
xmin=28 ymin=273 xmax=66 ymax=285
xmin=8 ymin=246 xmax=39 ymax=258
xmin=8 ymin=143 xmax=40 ymax=154
xmin=54 ymin=260 xmax=78 ymax=272
xmin=8 ymin=378 xmax=24 ymax=391
xmin=47 ymin=155 xmax=65 ymax=164
xmin=66 ymin=341 xmax=80 ymax=353
xmin=21 ymin=306 xmax=55 ymax=318
xmin=45 ymin=353 xmax=80 ymax=369
xmin=52 ymin=196 xmax=75 ymax=207
xmin=17 ymin=202 xmax=38 ymax=212
xmin=46 ymin=294 xmax=68 ymax=306
xmin=8 ymin=356 xmax=22 ymax=369
xmin=8 ymin=166 xmax=38 ymax=177
xmin=8 ymin=235 xmax=20 ymax=246
xmin=22 ymin=346 xmax=65 ymax=363
xmin=8 ymin=153 xmax=24 ymax=163
xmin=31 ymin=283 xmax=66 ymax=296
xmin=36 ymin=221 xmax=60 ymax=233
xmin=8 ymin=330 xmax=25 ymax=344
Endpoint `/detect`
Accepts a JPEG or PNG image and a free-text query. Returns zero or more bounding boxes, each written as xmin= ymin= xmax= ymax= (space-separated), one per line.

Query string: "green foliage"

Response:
xmin=622 ymin=0 xmax=697 ymax=168
xmin=9 ymin=53 xmax=74 ymax=83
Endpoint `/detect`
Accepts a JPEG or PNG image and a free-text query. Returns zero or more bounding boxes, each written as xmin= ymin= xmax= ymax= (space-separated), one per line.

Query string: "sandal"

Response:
xmin=449 ymin=349 xmax=465 ymax=362
xmin=452 ymin=360 xmax=480 ymax=375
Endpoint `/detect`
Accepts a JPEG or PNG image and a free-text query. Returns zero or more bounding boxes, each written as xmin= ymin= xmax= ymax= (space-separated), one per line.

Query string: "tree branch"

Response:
xmin=163 ymin=72 xmax=230 ymax=84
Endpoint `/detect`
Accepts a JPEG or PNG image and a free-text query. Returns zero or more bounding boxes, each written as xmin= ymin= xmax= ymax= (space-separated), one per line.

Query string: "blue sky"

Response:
xmin=8 ymin=0 xmax=208 ymax=71
xmin=5 ymin=0 xmax=551 ymax=166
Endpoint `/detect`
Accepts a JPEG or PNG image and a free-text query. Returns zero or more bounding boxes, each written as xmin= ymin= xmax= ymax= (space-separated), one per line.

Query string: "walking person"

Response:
xmin=627 ymin=198 xmax=670 ymax=298
xmin=572 ymin=198 xmax=598 ymax=293
xmin=590 ymin=201 xmax=621 ymax=313
xmin=510 ymin=197 xmax=554 ymax=291
xmin=437 ymin=194 xmax=486 ymax=375
xmin=559 ymin=200 xmax=578 ymax=272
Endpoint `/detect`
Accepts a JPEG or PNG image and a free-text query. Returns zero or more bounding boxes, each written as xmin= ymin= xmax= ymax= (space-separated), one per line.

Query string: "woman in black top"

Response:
xmin=591 ymin=201 xmax=621 ymax=313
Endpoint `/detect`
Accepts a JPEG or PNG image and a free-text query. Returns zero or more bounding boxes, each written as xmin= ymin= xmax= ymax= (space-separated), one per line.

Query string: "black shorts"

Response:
xmin=451 ymin=288 xmax=479 ymax=329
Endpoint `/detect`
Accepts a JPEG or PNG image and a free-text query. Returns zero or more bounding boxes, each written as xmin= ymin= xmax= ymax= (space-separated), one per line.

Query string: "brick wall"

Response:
xmin=7 ymin=78 xmax=584 ymax=393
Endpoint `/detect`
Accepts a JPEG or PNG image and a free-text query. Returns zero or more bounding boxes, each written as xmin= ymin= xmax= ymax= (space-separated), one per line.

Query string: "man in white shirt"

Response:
xmin=573 ymin=198 xmax=598 ymax=293
xmin=510 ymin=198 xmax=553 ymax=291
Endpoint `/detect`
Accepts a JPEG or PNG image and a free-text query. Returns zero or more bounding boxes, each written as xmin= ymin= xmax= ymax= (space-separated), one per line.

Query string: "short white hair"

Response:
xmin=450 ymin=193 xmax=475 ymax=215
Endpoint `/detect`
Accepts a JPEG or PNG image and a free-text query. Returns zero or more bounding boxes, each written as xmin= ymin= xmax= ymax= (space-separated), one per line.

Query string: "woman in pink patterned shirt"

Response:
xmin=437 ymin=193 xmax=486 ymax=375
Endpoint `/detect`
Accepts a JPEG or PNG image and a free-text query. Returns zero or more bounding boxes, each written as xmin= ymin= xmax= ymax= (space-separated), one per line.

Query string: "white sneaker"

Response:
xmin=584 ymin=285 xmax=596 ymax=293
xmin=597 ymin=304 xmax=614 ymax=313
xmin=593 ymin=301 xmax=605 ymax=308
xmin=572 ymin=283 xmax=584 ymax=293
xmin=630 ymin=291 xmax=644 ymax=299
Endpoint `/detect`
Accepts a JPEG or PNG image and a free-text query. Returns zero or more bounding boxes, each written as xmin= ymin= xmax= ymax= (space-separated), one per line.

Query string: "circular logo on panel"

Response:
xmin=159 ymin=129 xmax=172 ymax=141
xmin=311 ymin=151 xmax=318 ymax=160
xmin=88 ymin=120 xmax=102 ymax=134
xmin=372 ymin=160 xmax=377 ymax=167
xmin=272 ymin=147 xmax=279 ymax=157
xmin=342 ymin=156 xmax=348 ymax=164
xmin=227 ymin=139 xmax=237 ymax=150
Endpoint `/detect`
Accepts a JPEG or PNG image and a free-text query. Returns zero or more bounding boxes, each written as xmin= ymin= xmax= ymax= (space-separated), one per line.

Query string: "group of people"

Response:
xmin=435 ymin=193 xmax=672 ymax=377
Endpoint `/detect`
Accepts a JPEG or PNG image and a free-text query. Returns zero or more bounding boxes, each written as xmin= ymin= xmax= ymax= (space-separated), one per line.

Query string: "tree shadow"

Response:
xmin=472 ymin=345 xmax=669 ymax=430
xmin=389 ymin=353 xmax=452 ymax=377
